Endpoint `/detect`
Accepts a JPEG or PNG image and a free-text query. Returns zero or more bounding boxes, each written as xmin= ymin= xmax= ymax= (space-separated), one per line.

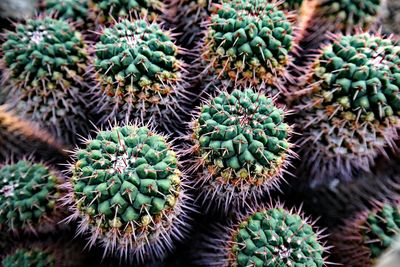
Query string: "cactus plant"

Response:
xmin=39 ymin=0 xmax=90 ymax=27
xmin=62 ymin=124 xmax=190 ymax=262
xmin=296 ymin=33 xmax=400 ymax=182
xmin=0 ymin=16 xmax=91 ymax=142
xmin=333 ymin=200 xmax=400 ymax=266
xmin=92 ymin=19 xmax=188 ymax=131
xmin=2 ymin=247 xmax=56 ymax=267
xmin=0 ymin=159 xmax=64 ymax=234
xmin=189 ymin=88 xmax=293 ymax=213
xmin=198 ymin=204 xmax=328 ymax=266
xmin=200 ymin=0 xmax=295 ymax=89
xmin=0 ymin=105 xmax=65 ymax=160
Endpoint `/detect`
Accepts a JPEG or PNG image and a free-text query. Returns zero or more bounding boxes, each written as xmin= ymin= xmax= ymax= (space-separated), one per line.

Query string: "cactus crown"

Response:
xmin=89 ymin=0 xmax=162 ymax=24
xmin=41 ymin=0 xmax=89 ymax=25
xmin=318 ymin=0 xmax=381 ymax=28
xmin=202 ymin=0 xmax=294 ymax=87
xmin=229 ymin=207 xmax=325 ymax=266
xmin=362 ymin=203 xmax=400 ymax=259
xmin=194 ymin=88 xmax=291 ymax=186
xmin=0 ymin=160 xmax=62 ymax=233
xmin=69 ymin=125 xmax=183 ymax=256
xmin=2 ymin=248 xmax=56 ymax=267
xmin=94 ymin=19 xmax=185 ymax=126
xmin=305 ymin=33 xmax=400 ymax=126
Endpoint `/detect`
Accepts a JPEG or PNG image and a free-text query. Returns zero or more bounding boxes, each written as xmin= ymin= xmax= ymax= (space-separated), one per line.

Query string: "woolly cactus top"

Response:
xmin=94 ymin=19 xmax=184 ymax=123
xmin=0 ymin=160 xmax=62 ymax=233
xmin=202 ymin=0 xmax=294 ymax=87
xmin=2 ymin=248 xmax=56 ymax=267
xmin=89 ymin=0 xmax=162 ymax=24
xmin=41 ymin=0 xmax=89 ymax=25
xmin=194 ymin=88 xmax=291 ymax=186
xmin=317 ymin=0 xmax=381 ymax=28
xmin=69 ymin=125 xmax=182 ymax=253
xmin=305 ymin=33 xmax=400 ymax=125
xmin=2 ymin=17 xmax=88 ymax=92
xmin=362 ymin=203 xmax=400 ymax=259
xmin=229 ymin=207 xmax=325 ymax=266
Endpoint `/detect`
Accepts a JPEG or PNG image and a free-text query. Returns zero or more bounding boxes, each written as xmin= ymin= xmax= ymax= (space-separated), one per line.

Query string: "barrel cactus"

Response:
xmin=62 ymin=124 xmax=190 ymax=262
xmin=296 ymin=33 xmax=400 ymax=182
xmin=39 ymin=0 xmax=90 ymax=26
xmin=189 ymin=88 xmax=293 ymax=213
xmin=199 ymin=204 xmax=328 ymax=266
xmin=200 ymin=0 xmax=295 ymax=89
xmin=0 ymin=105 xmax=65 ymax=160
xmin=0 ymin=159 xmax=64 ymax=234
xmin=333 ymin=200 xmax=400 ymax=266
xmin=92 ymin=19 xmax=188 ymax=131
xmin=0 ymin=17 xmax=91 ymax=142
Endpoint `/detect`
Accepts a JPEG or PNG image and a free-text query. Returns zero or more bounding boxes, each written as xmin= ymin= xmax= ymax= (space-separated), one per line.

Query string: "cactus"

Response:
xmin=189 ymin=88 xmax=293 ymax=213
xmin=0 ymin=16 xmax=91 ymax=142
xmin=0 ymin=159 xmax=64 ymax=234
xmin=282 ymin=0 xmax=303 ymax=10
xmin=88 ymin=0 xmax=164 ymax=25
xmin=296 ymin=33 xmax=400 ymax=182
xmin=200 ymin=0 xmax=295 ymax=89
xmin=92 ymin=19 xmax=188 ymax=131
xmin=62 ymin=124 xmax=190 ymax=262
xmin=198 ymin=204 xmax=327 ymax=266
xmin=333 ymin=200 xmax=400 ymax=266
xmin=39 ymin=0 xmax=90 ymax=27
xmin=0 ymin=105 xmax=65 ymax=160
xmin=2 ymin=247 xmax=56 ymax=267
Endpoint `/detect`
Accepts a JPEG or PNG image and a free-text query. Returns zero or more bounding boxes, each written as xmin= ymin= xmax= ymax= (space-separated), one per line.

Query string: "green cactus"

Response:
xmin=92 ymin=19 xmax=187 ymax=130
xmin=201 ymin=0 xmax=294 ymax=88
xmin=0 ymin=160 xmax=64 ymax=234
xmin=88 ymin=0 xmax=163 ymax=24
xmin=296 ymin=33 xmax=400 ymax=182
xmin=1 ymin=17 xmax=91 ymax=142
xmin=190 ymin=88 xmax=292 ymax=212
xmin=40 ymin=0 xmax=90 ymax=26
xmin=334 ymin=201 xmax=400 ymax=266
xmin=63 ymin=124 xmax=189 ymax=261
xmin=2 ymin=248 xmax=56 ymax=267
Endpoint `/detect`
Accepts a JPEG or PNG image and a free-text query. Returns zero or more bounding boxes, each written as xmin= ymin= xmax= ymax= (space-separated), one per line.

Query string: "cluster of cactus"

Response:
xmin=189 ymin=88 xmax=292 ymax=212
xmin=199 ymin=205 xmax=327 ymax=266
xmin=200 ymin=0 xmax=295 ymax=89
xmin=296 ymin=32 xmax=400 ymax=182
xmin=62 ymin=124 xmax=189 ymax=261
xmin=0 ymin=16 xmax=91 ymax=141
xmin=333 ymin=201 xmax=400 ymax=266
xmin=92 ymin=19 xmax=188 ymax=131
xmin=0 ymin=159 xmax=64 ymax=234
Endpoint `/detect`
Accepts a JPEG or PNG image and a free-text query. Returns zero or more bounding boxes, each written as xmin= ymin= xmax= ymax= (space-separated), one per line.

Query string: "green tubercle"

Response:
xmin=41 ymin=0 xmax=89 ymax=25
xmin=2 ymin=248 xmax=56 ymax=267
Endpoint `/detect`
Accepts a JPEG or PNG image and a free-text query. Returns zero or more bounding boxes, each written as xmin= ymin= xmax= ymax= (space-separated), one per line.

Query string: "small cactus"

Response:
xmin=189 ymin=88 xmax=293 ymax=213
xmin=296 ymin=33 xmax=400 ymax=182
xmin=198 ymin=204 xmax=328 ymax=266
xmin=39 ymin=0 xmax=90 ymax=27
xmin=92 ymin=19 xmax=188 ymax=131
xmin=200 ymin=0 xmax=295 ymax=89
xmin=62 ymin=124 xmax=190 ymax=262
xmin=333 ymin=200 xmax=400 ymax=266
xmin=0 ymin=159 xmax=64 ymax=235
xmin=0 ymin=16 xmax=91 ymax=142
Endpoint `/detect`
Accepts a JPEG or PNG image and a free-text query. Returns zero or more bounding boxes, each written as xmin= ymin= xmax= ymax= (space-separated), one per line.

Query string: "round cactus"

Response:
xmin=2 ymin=247 xmax=56 ymax=267
xmin=92 ymin=19 xmax=188 ymax=131
xmin=88 ymin=0 xmax=164 ymax=25
xmin=0 ymin=17 xmax=91 ymax=142
xmin=62 ymin=124 xmax=190 ymax=261
xmin=39 ymin=0 xmax=90 ymax=26
xmin=189 ymin=88 xmax=292 ymax=213
xmin=0 ymin=160 xmax=64 ymax=234
xmin=198 ymin=204 xmax=328 ymax=266
xmin=333 ymin=201 xmax=400 ymax=266
xmin=296 ymin=33 xmax=400 ymax=182
xmin=201 ymin=0 xmax=295 ymax=89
